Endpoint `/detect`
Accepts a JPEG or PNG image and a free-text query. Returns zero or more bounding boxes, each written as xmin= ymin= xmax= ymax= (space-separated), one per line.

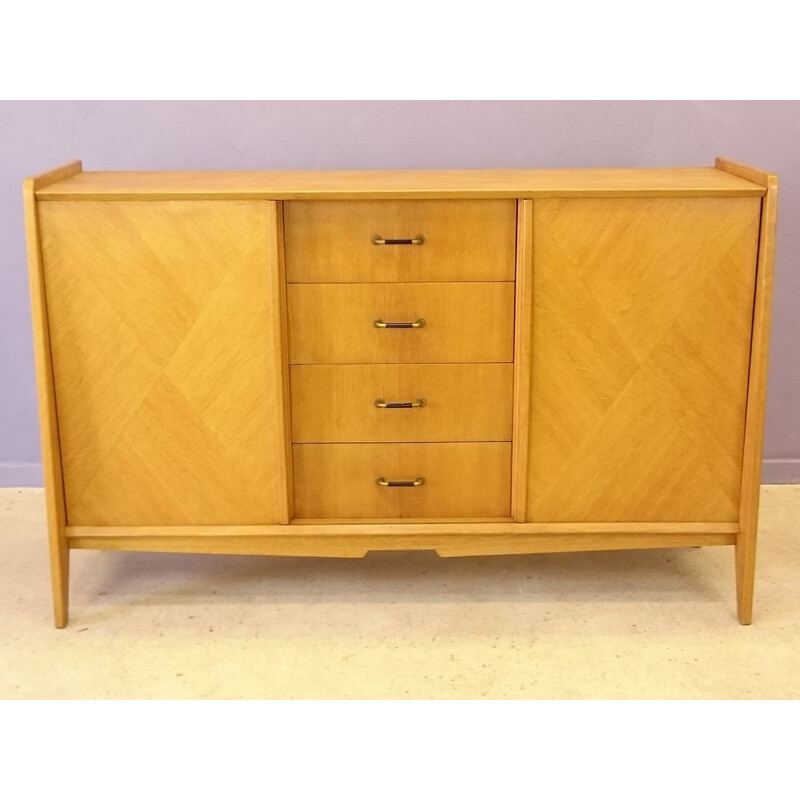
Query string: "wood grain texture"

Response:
xmin=293 ymin=442 xmax=511 ymax=519
xmin=23 ymin=167 xmax=79 ymax=628
xmin=511 ymin=200 xmax=533 ymax=521
xmin=290 ymin=363 xmax=513 ymax=443
xmin=288 ymin=282 xmax=514 ymax=364
xmin=716 ymin=159 xmax=779 ymax=624
xmin=67 ymin=521 xmax=739 ymax=537
xmin=35 ymin=167 xmax=765 ymax=200
xmin=526 ymin=197 xmax=762 ymax=522
xmin=68 ymin=530 xmax=735 ymax=558
xmin=39 ymin=200 xmax=290 ymax=526
xmin=284 ymin=199 xmax=515 ymax=282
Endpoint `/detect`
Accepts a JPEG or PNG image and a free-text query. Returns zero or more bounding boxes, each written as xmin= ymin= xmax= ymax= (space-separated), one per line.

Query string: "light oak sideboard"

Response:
xmin=24 ymin=159 xmax=777 ymax=627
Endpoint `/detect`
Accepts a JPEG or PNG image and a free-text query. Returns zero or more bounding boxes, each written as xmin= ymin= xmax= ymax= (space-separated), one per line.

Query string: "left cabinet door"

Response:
xmin=39 ymin=200 xmax=290 ymax=526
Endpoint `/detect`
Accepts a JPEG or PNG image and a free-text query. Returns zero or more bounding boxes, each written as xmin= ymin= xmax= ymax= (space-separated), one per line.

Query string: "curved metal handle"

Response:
xmin=376 ymin=476 xmax=425 ymax=487
xmin=372 ymin=235 xmax=425 ymax=246
xmin=374 ymin=398 xmax=426 ymax=409
xmin=373 ymin=318 xmax=426 ymax=329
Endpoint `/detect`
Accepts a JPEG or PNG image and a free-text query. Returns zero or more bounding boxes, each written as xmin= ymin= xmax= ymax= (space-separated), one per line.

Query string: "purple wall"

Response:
xmin=1 ymin=101 xmax=798 ymax=485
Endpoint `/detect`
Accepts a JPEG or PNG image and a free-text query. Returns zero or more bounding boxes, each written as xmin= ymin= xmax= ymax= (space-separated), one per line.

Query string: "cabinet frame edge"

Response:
xmin=716 ymin=157 xmax=779 ymax=624
xmin=66 ymin=527 xmax=736 ymax=558
xmin=23 ymin=161 xmax=82 ymax=628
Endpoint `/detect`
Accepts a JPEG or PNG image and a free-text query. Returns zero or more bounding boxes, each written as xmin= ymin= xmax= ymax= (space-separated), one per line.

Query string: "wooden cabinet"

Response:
xmin=24 ymin=159 xmax=777 ymax=627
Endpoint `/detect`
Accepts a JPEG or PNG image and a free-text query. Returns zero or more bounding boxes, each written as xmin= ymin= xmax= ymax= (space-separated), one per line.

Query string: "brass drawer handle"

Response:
xmin=373 ymin=318 xmax=426 ymax=329
xmin=372 ymin=235 xmax=425 ymax=246
xmin=376 ymin=476 xmax=425 ymax=487
xmin=374 ymin=398 xmax=426 ymax=409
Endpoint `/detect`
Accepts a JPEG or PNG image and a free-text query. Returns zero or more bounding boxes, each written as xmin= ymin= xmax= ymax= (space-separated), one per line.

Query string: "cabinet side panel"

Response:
xmin=39 ymin=200 xmax=290 ymax=525
xmin=527 ymin=197 xmax=761 ymax=522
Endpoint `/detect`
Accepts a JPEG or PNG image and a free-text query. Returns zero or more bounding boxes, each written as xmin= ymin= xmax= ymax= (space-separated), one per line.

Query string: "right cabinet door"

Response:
xmin=526 ymin=197 xmax=761 ymax=522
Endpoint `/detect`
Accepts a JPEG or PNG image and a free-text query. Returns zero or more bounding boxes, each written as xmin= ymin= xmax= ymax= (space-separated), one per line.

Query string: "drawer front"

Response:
xmin=288 ymin=282 xmax=514 ymax=364
xmin=284 ymin=199 xmax=516 ymax=283
xmin=290 ymin=364 xmax=513 ymax=443
xmin=293 ymin=442 xmax=511 ymax=519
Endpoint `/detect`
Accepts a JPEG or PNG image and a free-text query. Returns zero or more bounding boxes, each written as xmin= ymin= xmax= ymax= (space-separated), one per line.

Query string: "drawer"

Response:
xmin=287 ymin=282 xmax=514 ymax=364
xmin=290 ymin=364 xmax=513 ymax=443
xmin=292 ymin=442 xmax=511 ymax=519
xmin=284 ymin=199 xmax=516 ymax=283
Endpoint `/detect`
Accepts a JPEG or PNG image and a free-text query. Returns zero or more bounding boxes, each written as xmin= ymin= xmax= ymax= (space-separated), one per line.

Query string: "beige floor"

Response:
xmin=1 ymin=486 xmax=798 ymax=699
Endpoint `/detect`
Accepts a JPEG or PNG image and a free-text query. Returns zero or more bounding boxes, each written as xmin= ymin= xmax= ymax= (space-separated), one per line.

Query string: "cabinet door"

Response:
xmin=39 ymin=200 xmax=289 ymax=526
xmin=526 ymin=198 xmax=761 ymax=522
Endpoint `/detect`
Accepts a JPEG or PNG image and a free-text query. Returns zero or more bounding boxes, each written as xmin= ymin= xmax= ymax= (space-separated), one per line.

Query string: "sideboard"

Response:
xmin=23 ymin=159 xmax=778 ymax=626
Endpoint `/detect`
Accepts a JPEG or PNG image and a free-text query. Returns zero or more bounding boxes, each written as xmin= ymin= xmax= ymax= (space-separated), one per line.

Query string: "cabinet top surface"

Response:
xmin=34 ymin=166 xmax=766 ymax=200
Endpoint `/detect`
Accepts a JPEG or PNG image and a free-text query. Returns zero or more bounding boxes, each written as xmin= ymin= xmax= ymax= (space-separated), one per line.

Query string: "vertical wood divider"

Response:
xmin=274 ymin=201 xmax=294 ymax=523
xmin=511 ymin=200 xmax=534 ymax=521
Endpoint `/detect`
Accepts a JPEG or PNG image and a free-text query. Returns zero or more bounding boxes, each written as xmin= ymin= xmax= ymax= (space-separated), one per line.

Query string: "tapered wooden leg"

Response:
xmin=24 ymin=174 xmax=76 ymax=628
xmin=713 ymin=163 xmax=777 ymax=627
xmin=735 ymin=531 xmax=756 ymax=625
xmin=49 ymin=536 xmax=70 ymax=628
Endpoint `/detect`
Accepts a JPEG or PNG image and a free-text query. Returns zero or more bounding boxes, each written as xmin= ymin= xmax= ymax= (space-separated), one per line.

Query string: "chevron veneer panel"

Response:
xmin=38 ymin=200 xmax=289 ymax=526
xmin=527 ymin=197 xmax=761 ymax=521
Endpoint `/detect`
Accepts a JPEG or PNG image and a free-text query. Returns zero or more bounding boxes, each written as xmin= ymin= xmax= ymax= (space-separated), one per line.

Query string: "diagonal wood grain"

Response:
xmin=39 ymin=200 xmax=289 ymax=526
xmin=527 ymin=197 xmax=761 ymax=522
